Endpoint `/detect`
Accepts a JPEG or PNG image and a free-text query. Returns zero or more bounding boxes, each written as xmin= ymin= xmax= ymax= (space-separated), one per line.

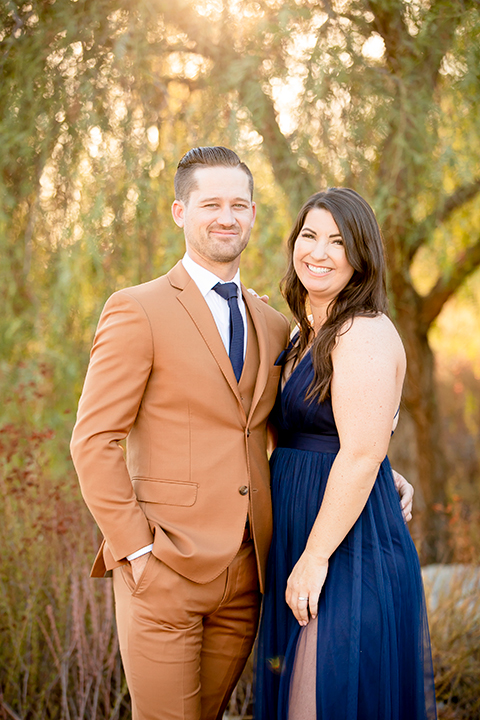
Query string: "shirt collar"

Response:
xmin=182 ymin=252 xmax=242 ymax=299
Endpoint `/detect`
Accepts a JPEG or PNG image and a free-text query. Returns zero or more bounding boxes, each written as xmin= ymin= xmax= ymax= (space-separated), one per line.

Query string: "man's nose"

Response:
xmin=216 ymin=205 xmax=235 ymax=225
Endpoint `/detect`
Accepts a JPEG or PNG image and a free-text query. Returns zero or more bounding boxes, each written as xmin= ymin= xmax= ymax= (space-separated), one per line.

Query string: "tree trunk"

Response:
xmin=389 ymin=276 xmax=450 ymax=564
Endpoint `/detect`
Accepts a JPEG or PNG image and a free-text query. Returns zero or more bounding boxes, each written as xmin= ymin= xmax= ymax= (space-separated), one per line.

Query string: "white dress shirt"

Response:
xmin=127 ymin=252 xmax=247 ymax=562
xmin=181 ymin=252 xmax=248 ymax=358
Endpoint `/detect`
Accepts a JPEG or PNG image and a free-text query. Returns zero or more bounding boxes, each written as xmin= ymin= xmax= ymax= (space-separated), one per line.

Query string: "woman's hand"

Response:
xmin=247 ymin=288 xmax=269 ymax=304
xmin=285 ymin=550 xmax=329 ymax=626
xmin=392 ymin=469 xmax=414 ymax=523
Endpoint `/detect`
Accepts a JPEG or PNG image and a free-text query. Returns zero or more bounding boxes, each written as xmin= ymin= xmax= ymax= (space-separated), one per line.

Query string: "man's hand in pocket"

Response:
xmin=130 ymin=552 xmax=151 ymax=584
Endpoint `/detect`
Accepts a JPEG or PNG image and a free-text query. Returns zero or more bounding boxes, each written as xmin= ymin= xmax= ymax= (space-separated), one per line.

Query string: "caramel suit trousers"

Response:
xmin=113 ymin=538 xmax=260 ymax=720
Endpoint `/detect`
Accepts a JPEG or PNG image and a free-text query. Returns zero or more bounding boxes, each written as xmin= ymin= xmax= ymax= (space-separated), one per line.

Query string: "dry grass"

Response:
xmin=0 ymin=377 xmax=129 ymax=719
xmin=0 ymin=565 xmax=128 ymax=720
xmin=2 ymin=369 xmax=480 ymax=718
xmin=424 ymin=564 xmax=480 ymax=720
xmin=224 ymin=655 xmax=253 ymax=719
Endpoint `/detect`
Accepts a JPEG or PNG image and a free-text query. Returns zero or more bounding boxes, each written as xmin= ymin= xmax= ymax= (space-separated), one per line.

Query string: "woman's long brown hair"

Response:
xmin=281 ymin=188 xmax=389 ymax=402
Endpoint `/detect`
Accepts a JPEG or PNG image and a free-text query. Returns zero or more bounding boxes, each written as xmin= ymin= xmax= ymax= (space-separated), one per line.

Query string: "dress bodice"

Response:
xmin=271 ymin=348 xmax=339 ymax=452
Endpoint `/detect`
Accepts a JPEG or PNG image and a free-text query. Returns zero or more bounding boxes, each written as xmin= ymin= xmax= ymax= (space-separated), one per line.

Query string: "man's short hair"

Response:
xmin=174 ymin=146 xmax=254 ymax=203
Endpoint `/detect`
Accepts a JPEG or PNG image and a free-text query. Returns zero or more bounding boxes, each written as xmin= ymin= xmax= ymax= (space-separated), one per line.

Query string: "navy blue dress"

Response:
xmin=254 ymin=348 xmax=437 ymax=719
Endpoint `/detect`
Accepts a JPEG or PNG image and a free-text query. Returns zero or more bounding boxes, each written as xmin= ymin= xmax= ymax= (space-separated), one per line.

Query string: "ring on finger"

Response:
xmin=298 ymin=596 xmax=309 ymax=601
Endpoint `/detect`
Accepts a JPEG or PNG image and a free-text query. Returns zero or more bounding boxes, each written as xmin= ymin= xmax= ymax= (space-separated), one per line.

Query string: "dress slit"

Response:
xmin=288 ymin=617 xmax=318 ymax=720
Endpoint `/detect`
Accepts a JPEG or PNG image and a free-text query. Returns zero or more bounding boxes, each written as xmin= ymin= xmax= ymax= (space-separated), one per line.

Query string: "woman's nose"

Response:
xmin=309 ymin=238 xmax=328 ymax=260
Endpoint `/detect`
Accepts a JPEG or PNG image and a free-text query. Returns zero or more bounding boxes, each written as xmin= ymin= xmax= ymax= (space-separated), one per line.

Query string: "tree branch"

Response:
xmin=420 ymin=235 xmax=480 ymax=328
xmin=368 ymin=0 xmax=459 ymax=90
xmin=434 ymin=176 xmax=480 ymax=225
xmin=156 ymin=1 xmax=223 ymax=63
xmin=163 ymin=76 xmax=208 ymax=91
xmin=415 ymin=0 xmax=463 ymax=91
xmin=409 ymin=177 xmax=480 ymax=261
xmin=236 ymin=73 xmax=317 ymax=213
xmin=156 ymin=0 xmax=316 ymax=213
xmin=366 ymin=0 xmax=411 ymax=71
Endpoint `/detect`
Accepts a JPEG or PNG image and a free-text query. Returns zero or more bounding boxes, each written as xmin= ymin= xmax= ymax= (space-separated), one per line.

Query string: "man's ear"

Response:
xmin=250 ymin=201 xmax=257 ymax=228
xmin=171 ymin=199 xmax=185 ymax=228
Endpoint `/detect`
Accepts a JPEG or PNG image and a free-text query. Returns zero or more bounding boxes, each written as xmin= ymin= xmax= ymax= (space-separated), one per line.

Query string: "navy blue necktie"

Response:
xmin=213 ymin=282 xmax=244 ymax=382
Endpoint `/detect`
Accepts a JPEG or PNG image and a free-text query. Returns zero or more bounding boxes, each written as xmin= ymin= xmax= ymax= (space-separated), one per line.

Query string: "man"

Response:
xmin=70 ymin=146 xmax=413 ymax=720
xmin=71 ymin=146 xmax=290 ymax=720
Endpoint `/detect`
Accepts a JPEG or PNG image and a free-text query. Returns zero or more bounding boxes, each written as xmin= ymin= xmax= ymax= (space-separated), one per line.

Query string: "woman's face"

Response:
xmin=293 ymin=207 xmax=354 ymax=303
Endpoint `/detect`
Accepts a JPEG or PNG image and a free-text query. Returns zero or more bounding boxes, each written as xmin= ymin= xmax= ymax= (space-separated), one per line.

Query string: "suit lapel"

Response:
xmin=242 ymin=286 xmax=270 ymax=421
xmin=168 ymin=262 xmax=242 ymax=402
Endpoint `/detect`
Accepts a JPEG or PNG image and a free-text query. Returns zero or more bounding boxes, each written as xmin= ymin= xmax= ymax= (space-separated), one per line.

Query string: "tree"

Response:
xmin=0 ymin=0 xmax=290 ymax=376
xmin=2 ymin=0 xmax=480 ymax=562
xmin=148 ymin=0 xmax=480 ymax=561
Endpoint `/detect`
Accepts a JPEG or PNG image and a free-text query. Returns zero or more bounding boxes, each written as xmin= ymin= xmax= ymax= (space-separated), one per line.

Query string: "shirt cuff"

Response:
xmin=126 ymin=544 xmax=154 ymax=561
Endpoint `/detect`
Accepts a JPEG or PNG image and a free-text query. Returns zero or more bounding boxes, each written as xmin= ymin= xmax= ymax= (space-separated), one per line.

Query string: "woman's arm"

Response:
xmin=285 ymin=314 xmax=406 ymax=625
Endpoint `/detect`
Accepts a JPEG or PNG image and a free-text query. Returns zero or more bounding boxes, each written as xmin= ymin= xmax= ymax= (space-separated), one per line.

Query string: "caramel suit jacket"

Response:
xmin=70 ymin=261 xmax=290 ymax=590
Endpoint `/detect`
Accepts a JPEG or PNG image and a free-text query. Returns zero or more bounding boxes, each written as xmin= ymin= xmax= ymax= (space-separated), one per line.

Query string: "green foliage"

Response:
xmin=2 ymin=1 xmax=479 ymax=366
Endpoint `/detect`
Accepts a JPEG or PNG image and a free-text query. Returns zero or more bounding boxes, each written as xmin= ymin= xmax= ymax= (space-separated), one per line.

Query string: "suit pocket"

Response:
xmin=121 ymin=553 xmax=160 ymax=596
xmin=265 ymin=365 xmax=282 ymax=391
xmin=269 ymin=366 xmax=282 ymax=379
xmin=132 ymin=478 xmax=198 ymax=507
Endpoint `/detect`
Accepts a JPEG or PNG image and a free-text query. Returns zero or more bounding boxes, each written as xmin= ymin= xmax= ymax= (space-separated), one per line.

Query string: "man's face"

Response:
xmin=172 ymin=166 xmax=256 ymax=277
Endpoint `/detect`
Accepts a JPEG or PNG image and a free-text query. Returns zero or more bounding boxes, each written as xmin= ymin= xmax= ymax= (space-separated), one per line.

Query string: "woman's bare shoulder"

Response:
xmin=336 ymin=314 xmax=405 ymax=360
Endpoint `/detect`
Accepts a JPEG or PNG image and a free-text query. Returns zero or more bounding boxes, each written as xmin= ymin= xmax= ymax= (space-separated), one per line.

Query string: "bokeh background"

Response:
xmin=1 ymin=1 xmax=480 ymax=717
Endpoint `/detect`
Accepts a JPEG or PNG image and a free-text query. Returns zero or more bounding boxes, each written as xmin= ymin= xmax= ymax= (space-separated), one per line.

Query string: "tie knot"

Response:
xmin=213 ymin=282 xmax=238 ymax=302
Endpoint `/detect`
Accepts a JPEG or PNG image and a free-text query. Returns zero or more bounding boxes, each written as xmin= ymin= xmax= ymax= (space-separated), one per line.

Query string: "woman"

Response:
xmin=254 ymin=188 xmax=436 ymax=719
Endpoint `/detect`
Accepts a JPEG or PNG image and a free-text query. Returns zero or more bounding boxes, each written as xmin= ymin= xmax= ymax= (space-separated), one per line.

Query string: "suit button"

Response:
xmin=239 ymin=485 xmax=249 ymax=496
